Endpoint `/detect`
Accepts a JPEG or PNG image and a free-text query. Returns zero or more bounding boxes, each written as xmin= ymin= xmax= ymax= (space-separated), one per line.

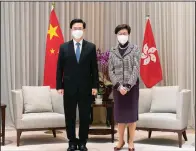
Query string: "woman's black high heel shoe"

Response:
xmin=128 ymin=148 xmax=135 ymax=151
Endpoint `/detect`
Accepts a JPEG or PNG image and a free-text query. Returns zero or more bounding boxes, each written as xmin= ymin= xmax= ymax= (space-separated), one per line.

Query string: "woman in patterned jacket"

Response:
xmin=108 ymin=24 xmax=140 ymax=151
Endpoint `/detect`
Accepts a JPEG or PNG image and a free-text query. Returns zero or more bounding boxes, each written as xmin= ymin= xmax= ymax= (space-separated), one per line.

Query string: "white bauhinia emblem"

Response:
xmin=141 ymin=43 xmax=157 ymax=65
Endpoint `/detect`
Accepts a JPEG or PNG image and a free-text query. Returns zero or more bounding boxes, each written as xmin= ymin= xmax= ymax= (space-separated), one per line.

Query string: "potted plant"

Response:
xmin=96 ymin=49 xmax=113 ymax=101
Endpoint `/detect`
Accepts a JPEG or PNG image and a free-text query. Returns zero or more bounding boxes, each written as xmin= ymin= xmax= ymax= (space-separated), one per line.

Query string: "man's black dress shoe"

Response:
xmin=67 ymin=144 xmax=77 ymax=151
xmin=78 ymin=144 xmax=88 ymax=151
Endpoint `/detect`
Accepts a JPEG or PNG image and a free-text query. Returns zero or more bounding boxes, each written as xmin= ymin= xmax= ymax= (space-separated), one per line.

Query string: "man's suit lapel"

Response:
xmin=68 ymin=39 xmax=88 ymax=64
xmin=68 ymin=40 xmax=78 ymax=64
xmin=79 ymin=40 xmax=87 ymax=63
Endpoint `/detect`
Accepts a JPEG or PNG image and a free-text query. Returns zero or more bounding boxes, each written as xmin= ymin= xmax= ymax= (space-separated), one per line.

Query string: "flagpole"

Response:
xmin=44 ymin=1 xmax=64 ymax=135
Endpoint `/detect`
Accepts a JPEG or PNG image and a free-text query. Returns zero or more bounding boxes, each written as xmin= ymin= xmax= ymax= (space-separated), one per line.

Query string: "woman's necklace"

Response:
xmin=119 ymin=44 xmax=129 ymax=50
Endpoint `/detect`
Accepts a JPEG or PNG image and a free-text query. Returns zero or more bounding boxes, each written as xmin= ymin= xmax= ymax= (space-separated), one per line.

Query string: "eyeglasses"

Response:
xmin=72 ymin=27 xmax=83 ymax=30
xmin=117 ymin=32 xmax=128 ymax=35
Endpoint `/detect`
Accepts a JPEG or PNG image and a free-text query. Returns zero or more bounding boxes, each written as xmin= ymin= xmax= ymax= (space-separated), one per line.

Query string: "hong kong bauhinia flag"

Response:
xmin=140 ymin=18 xmax=163 ymax=88
xmin=43 ymin=5 xmax=64 ymax=88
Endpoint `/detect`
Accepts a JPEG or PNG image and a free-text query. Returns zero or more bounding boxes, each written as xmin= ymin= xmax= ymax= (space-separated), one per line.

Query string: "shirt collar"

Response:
xmin=73 ymin=39 xmax=83 ymax=46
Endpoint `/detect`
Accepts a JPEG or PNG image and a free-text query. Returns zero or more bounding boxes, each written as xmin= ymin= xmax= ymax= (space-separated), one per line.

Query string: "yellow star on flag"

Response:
xmin=50 ymin=49 xmax=55 ymax=54
xmin=47 ymin=24 xmax=58 ymax=40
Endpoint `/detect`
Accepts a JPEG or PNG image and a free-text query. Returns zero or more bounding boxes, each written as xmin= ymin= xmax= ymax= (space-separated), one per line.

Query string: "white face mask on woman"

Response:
xmin=72 ymin=30 xmax=84 ymax=39
xmin=117 ymin=35 xmax=129 ymax=45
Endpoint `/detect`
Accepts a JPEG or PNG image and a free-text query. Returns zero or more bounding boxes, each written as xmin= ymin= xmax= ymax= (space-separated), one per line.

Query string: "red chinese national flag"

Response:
xmin=140 ymin=18 xmax=162 ymax=88
xmin=43 ymin=7 xmax=64 ymax=88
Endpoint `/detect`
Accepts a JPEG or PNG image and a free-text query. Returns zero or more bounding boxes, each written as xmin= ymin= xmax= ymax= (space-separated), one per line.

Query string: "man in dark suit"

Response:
xmin=56 ymin=19 xmax=99 ymax=151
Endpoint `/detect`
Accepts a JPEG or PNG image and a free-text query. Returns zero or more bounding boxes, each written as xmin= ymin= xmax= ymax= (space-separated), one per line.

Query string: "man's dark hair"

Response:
xmin=115 ymin=24 xmax=131 ymax=34
xmin=70 ymin=19 xmax=86 ymax=29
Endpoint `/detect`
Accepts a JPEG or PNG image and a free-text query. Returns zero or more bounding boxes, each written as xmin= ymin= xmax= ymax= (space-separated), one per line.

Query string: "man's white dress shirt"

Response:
xmin=73 ymin=39 xmax=83 ymax=54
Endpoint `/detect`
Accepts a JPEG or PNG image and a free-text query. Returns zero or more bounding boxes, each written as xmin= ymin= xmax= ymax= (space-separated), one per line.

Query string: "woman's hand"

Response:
xmin=119 ymin=87 xmax=127 ymax=95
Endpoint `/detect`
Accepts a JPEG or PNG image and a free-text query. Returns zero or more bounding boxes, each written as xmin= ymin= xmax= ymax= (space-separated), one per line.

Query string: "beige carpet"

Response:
xmin=2 ymin=126 xmax=195 ymax=151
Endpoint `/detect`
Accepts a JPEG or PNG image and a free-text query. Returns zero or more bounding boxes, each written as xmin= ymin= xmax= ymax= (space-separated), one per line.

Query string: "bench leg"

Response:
xmin=182 ymin=131 xmax=187 ymax=141
xmin=178 ymin=131 xmax=182 ymax=148
xmin=148 ymin=130 xmax=152 ymax=138
xmin=111 ymin=106 xmax=114 ymax=143
xmin=2 ymin=107 xmax=6 ymax=145
xmin=52 ymin=129 xmax=56 ymax=138
xmin=17 ymin=130 xmax=22 ymax=147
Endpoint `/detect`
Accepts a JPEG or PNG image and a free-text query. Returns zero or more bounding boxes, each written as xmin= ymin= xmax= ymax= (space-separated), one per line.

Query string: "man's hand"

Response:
xmin=57 ymin=89 xmax=64 ymax=95
xmin=119 ymin=87 xmax=127 ymax=95
xmin=92 ymin=89 xmax=97 ymax=96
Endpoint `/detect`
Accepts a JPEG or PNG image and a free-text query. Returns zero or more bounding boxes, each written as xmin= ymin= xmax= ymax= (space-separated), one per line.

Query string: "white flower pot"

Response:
xmin=95 ymin=95 xmax=103 ymax=104
xmin=96 ymin=95 xmax=102 ymax=99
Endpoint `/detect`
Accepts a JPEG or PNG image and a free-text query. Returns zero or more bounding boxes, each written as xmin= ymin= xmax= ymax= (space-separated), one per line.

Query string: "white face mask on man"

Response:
xmin=72 ymin=30 xmax=84 ymax=39
xmin=117 ymin=35 xmax=129 ymax=45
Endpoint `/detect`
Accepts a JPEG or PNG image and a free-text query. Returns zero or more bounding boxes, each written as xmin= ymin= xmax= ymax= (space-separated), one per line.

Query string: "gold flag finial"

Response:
xmin=51 ymin=2 xmax=55 ymax=10
xmin=146 ymin=14 xmax=150 ymax=19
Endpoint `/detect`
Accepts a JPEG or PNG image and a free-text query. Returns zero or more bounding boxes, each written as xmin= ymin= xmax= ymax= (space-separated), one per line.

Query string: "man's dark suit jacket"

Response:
xmin=56 ymin=40 xmax=99 ymax=97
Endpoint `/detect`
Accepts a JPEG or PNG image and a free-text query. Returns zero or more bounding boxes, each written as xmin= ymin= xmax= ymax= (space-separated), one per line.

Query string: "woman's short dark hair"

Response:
xmin=70 ymin=19 xmax=86 ymax=29
xmin=115 ymin=24 xmax=131 ymax=34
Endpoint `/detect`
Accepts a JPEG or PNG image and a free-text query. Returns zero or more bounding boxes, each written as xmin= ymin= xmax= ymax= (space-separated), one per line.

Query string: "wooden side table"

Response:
xmin=1 ymin=104 xmax=6 ymax=146
xmin=89 ymin=101 xmax=117 ymax=143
